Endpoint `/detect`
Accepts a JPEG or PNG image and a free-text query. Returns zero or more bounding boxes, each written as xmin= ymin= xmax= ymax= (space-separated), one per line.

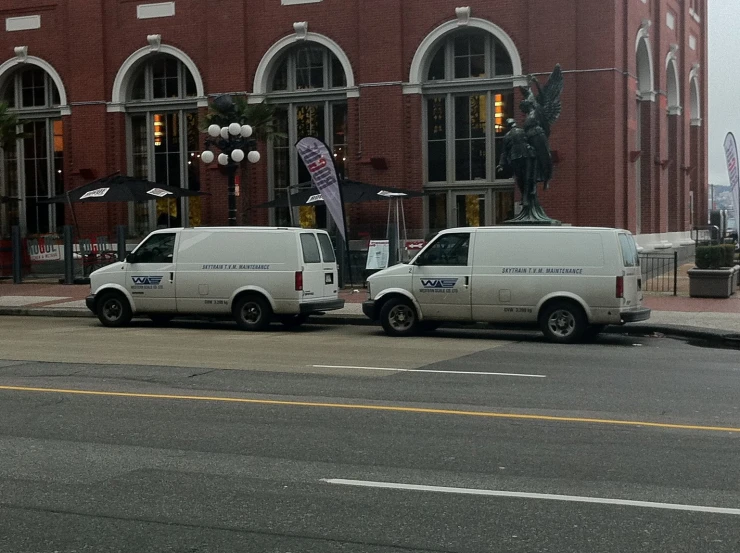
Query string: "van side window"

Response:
xmin=416 ymin=233 xmax=470 ymax=266
xmin=131 ymin=233 xmax=176 ymax=264
xmin=618 ymin=234 xmax=639 ymax=267
xmin=300 ymin=233 xmax=322 ymax=263
xmin=317 ymin=234 xmax=336 ymax=263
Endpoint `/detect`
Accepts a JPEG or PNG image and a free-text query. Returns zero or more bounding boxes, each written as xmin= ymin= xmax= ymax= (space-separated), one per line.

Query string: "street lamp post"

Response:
xmin=201 ymin=121 xmax=261 ymax=226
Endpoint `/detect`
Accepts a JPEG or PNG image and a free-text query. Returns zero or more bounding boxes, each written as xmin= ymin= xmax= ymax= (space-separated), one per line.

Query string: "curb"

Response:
xmin=1 ymin=308 xmax=739 ymax=348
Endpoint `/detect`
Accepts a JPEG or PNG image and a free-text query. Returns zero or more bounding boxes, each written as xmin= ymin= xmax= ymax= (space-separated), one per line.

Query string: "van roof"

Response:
xmin=441 ymin=226 xmax=630 ymax=234
xmin=153 ymin=226 xmax=327 ymax=233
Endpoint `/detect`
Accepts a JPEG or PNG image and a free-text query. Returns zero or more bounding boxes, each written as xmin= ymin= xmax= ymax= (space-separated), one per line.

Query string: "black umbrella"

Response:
xmin=42 ymin=174 xmax=207 ymax=204
xmin=256 ymin=179 xmax=425 ymax=209
xmin=41 ymin=173 xmax=208 ymax=237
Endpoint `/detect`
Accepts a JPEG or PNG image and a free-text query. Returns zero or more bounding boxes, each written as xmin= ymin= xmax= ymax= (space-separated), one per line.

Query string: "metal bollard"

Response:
xmin=117 ymin=225 xmax=127 ymax=261
xmin=63 ymin=225 xmax=74 ymax=285
xmin=11 ymin=226 xmax=21 ymax=284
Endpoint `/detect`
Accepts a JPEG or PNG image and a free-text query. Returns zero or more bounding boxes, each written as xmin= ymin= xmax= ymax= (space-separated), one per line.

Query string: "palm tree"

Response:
xmin=203 ymin=95 xmax=281 ymax=142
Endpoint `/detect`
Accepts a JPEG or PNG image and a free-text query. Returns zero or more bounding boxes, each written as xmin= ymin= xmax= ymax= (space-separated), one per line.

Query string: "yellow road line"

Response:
xmin=0 ymin=385 xmax=738 ymax=434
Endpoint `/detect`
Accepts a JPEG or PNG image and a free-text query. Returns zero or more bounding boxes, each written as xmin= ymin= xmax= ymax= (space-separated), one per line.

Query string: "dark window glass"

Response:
xmin=272 ymin=58 xmax=289 ymax=91
xmin=131 ymin=69 xmax=146 ymax=100
xmin=427 ymin=97 xmax=447 ymax=182
xmin=619 ymin=234 xmax=640 ymax=267
xmin=494 ymin=38 xmax=513 ymax=76
xmin=317 ymin=234 xmax=336 ymax=262
xmin=331 ymin=53 xmax=347 ymax=88
xmin=427 ymin=46 xmax=445 ymax=81
xmin=133 ymin=233 xmax=176 ymax=263
xmin=300 ymin=233 xmax=322 ymax=263
xmin=417 ymin=233 xmax=470 ymax=266
xmin=185 ymin=71 xmax=197 ymax=97
xmin=2 ymin=81 xmax=15 ymax=107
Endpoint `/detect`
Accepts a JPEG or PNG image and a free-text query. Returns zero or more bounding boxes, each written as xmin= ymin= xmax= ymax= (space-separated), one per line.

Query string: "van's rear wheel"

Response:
xmin=233 ymin=295 xmax=272 ymax=331
xmin=539 ymin=301 xmax=586 ymax=344
xmin=96 ymin=292 xmax=132 ymax=328
xmin=380 ymin=298 xmax=418 ymax=337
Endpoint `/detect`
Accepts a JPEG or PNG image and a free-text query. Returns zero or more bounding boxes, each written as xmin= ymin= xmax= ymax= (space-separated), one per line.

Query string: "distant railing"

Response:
xmin=639 ymin=251 xmax=678 ymax=296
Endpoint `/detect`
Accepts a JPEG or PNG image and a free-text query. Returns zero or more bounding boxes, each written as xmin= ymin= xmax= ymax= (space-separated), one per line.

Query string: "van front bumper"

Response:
xmin=85 ymin=294 xmax=96 ymax=313
xmin=362 ymin=299 xmax=378 ymax=320
xmin=620 ymin=307 xmax=651 ymax=323
xmin=299 ymin=298 xmax=345 ymax=314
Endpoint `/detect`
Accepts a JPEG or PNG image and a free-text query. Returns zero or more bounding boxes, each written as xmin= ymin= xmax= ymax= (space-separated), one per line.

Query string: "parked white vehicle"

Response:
xmin=362 ymin=226 xmax=650 ymax=343
xmin=86 ymin=227 xmax=344 ymax=329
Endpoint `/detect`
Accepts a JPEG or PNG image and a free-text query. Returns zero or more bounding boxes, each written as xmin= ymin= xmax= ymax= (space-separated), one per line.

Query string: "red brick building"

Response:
xmin=0 ymin=0 xmax=707 ymax=242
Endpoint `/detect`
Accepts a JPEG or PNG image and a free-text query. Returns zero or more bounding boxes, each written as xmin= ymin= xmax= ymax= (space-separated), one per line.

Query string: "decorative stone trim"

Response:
xmin=455 ymin=7 xmax=471 ymax=26
xmin=293 ymin=22 xmax=308 ymax=41
xmin=147 ymin=34 xmax=162 ymax=52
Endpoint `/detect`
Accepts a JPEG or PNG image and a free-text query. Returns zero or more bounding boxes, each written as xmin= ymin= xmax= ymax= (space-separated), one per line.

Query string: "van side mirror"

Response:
xmin=125 ymin=253 xmax=134 ymax=263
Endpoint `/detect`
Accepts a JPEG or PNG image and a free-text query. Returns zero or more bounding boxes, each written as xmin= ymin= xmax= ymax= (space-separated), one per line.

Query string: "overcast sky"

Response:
xmin=708 ymin=0 xmax=738 ymax=186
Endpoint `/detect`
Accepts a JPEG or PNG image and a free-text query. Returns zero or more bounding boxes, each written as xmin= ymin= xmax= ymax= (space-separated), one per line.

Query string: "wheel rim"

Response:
xmin=548 ymin=309 xmax=576 ymax=337
xmin=102 ymin=299 xmax=122 ymax=322
xmin=241 ymin=302 xmax=262 ymax=325
xmin=388 ymin=304 xmax=415 ymax=332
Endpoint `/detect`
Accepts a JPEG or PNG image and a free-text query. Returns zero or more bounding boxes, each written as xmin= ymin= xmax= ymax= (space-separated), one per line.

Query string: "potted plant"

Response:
xmin=688 ymin=244 xmax=738 ymax=298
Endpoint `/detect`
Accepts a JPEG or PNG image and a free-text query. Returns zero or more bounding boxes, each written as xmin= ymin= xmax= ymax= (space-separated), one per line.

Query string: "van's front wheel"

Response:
xmin=539 ymin=301 xmax=586 ymax=344
xmin=380 ymin=298 xmax=418 ymax=337
xmin=233 ymin=295 xmax=272 ymax=331
xmin=96 ymin=292 xmax=132 ymax=328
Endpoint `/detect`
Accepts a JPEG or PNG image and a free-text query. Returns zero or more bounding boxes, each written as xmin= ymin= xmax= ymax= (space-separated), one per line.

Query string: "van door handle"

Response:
xmin=464 ymin=276 xmax=469 ymax=287
xmin=169 ymin=272 xmax=174 ymax=283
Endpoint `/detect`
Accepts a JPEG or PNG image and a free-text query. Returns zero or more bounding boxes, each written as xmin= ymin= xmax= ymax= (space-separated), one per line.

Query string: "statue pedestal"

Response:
xmin=503 ymin=218 xmax=562 ymax=226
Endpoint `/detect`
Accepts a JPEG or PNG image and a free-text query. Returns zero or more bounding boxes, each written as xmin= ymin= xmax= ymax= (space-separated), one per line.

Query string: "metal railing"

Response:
xmin=639 ymin=251 xmax=678 ymax=295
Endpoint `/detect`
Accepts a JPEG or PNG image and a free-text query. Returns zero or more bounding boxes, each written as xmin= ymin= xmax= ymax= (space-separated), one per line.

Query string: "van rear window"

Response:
xmin=317 ymin=234 xmax=336 ymax=263
xmin=618 ymin=234 xmax=639 ymax=267
xmin=300 ymin=234 xmax=322 ymax=263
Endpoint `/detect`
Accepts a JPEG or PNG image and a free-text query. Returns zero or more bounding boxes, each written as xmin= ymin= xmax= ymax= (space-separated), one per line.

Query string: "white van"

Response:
xmin=86 ymin=227 xmax=344 ymax=329
xmin=362 ymin=226 xmax=650 ymax=343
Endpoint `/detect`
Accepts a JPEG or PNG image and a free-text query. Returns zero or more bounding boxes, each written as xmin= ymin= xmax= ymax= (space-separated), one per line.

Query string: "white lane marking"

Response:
xmin=322 ymin=479 xmax=740 ymax=516
xmin=311 ymin=365 xmax=545 ymax=378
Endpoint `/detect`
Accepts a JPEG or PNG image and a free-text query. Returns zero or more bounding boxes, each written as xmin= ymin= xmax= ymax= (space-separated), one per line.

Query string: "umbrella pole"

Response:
xmin=287 ymin=187 xmax=295 ymax=226
xmin=66 ymin=192 xmax=80 ymax=239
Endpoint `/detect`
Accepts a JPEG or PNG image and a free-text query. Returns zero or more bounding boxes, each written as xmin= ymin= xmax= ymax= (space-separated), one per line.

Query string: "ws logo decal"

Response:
xmin=131 ymin=275 xmax=164 ymax=289
xmin=131 ymin=276 xmax=163 ymax=285
xmin=419 ymin=278 xmax=460 ymax=294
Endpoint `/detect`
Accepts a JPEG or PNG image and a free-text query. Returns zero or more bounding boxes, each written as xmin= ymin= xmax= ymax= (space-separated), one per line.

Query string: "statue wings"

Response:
xmin=520 ymin=64 xmax=564 ymax=138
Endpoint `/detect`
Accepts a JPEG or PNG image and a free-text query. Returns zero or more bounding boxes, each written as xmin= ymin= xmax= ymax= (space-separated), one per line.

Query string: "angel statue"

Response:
xmin=498 ymin=64 xmax=564 ymax=224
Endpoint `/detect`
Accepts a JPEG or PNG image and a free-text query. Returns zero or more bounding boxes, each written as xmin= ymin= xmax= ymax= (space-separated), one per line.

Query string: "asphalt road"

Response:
xmin=0 ymin=316 xmax=739 ymax=552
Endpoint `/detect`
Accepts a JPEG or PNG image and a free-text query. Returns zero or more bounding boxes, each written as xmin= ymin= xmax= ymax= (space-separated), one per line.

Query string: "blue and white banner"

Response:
xmin=724 ymin=133 xmax=740 ymax=237
xmin=295 ymin=137 xmax=346 ymax=240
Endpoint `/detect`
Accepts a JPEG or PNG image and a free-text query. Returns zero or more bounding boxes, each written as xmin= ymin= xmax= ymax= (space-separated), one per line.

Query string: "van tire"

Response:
xmin=233 ymin=295 xmax=272 ymax=331
xmin=278 ymin=314 xmax=308 ymax=328
xmin=96 ymin=292 xmax=132 ymax=328
xmin=380 ymin=298 xmax=418 ymax=337
xmin=539 ymin=300 xmax=587 ymax=344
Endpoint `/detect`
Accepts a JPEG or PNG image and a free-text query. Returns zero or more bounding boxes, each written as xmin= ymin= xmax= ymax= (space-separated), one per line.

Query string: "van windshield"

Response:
xmin=618 ymin=234 xmax=639 ymax=267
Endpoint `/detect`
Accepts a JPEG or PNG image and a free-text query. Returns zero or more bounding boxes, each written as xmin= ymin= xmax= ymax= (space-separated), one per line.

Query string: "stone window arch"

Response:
xmin=0 ymin=63 xmax=65 ymax=236
xmin=118 ymin=52 xmax=203 ymax=235
xmin=262 ymin=41 xmax=350 ymax=228
xmin=411 ymin=18 xmax=523 ymax=230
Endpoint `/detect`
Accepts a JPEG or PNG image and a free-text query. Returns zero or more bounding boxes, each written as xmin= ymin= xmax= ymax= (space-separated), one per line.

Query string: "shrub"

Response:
xmin=695 ymin=244 xmax=736 ymax=269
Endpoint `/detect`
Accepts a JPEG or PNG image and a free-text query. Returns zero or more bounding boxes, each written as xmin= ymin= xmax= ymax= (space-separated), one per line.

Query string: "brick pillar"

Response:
xmin=667 ymin=113 xmax=680 ymax=231
xmin=639 ymin=100 xmax=657 ymax=234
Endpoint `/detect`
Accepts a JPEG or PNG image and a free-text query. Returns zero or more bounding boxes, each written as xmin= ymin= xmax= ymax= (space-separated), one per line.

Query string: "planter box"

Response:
xmin=688 ymin=267 xmax=737 ymax=298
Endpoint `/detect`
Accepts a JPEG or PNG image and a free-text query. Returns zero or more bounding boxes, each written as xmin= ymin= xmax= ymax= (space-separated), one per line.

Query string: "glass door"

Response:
xmin=454 ymin=192 xmax=486 ymax=227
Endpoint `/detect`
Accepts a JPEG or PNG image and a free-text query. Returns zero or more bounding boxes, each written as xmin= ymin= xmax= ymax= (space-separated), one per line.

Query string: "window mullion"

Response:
xmin=486 ymin=91 xmax=493 ymax=181
xmin=446 ymin=93 xmax=454 ymax=183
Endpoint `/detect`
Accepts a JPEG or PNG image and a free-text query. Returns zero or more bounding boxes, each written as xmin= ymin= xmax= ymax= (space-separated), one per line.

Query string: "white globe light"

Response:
xmin=218 ymin=153 xmax=229 ymax=165
xmin=201 ymin=150 xmax=215 ymax=164
xmin=220 ymin=127 xmax=229 ymax=139
xmin=207 ymin=124 xmax=221 ymax=138
xmin=228 ymin=122 xmax=241 ymax=136
xmin=240 ymin=125 xmax=253 ymax=138
xmin=247 ymin=150 xmax=261 ymax=164
xmin=231 ymin=148 xmax=245 ymax=162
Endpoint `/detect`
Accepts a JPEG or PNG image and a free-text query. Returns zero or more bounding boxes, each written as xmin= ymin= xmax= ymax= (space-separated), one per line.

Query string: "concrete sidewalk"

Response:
xmin=2 ymin=280 xmax=740 ymax=346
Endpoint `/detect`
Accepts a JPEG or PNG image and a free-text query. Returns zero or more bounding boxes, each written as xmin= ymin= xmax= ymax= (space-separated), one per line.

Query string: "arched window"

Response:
xmin=422 ymin=29 xmax=517 ymax=231
xmin=0 ymin=66 xmax=64 ymax=236
xmin=124 ymin=55 xmax=200 ymax=235
xmin=267 ymin=44 xmax=348 ymax=228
